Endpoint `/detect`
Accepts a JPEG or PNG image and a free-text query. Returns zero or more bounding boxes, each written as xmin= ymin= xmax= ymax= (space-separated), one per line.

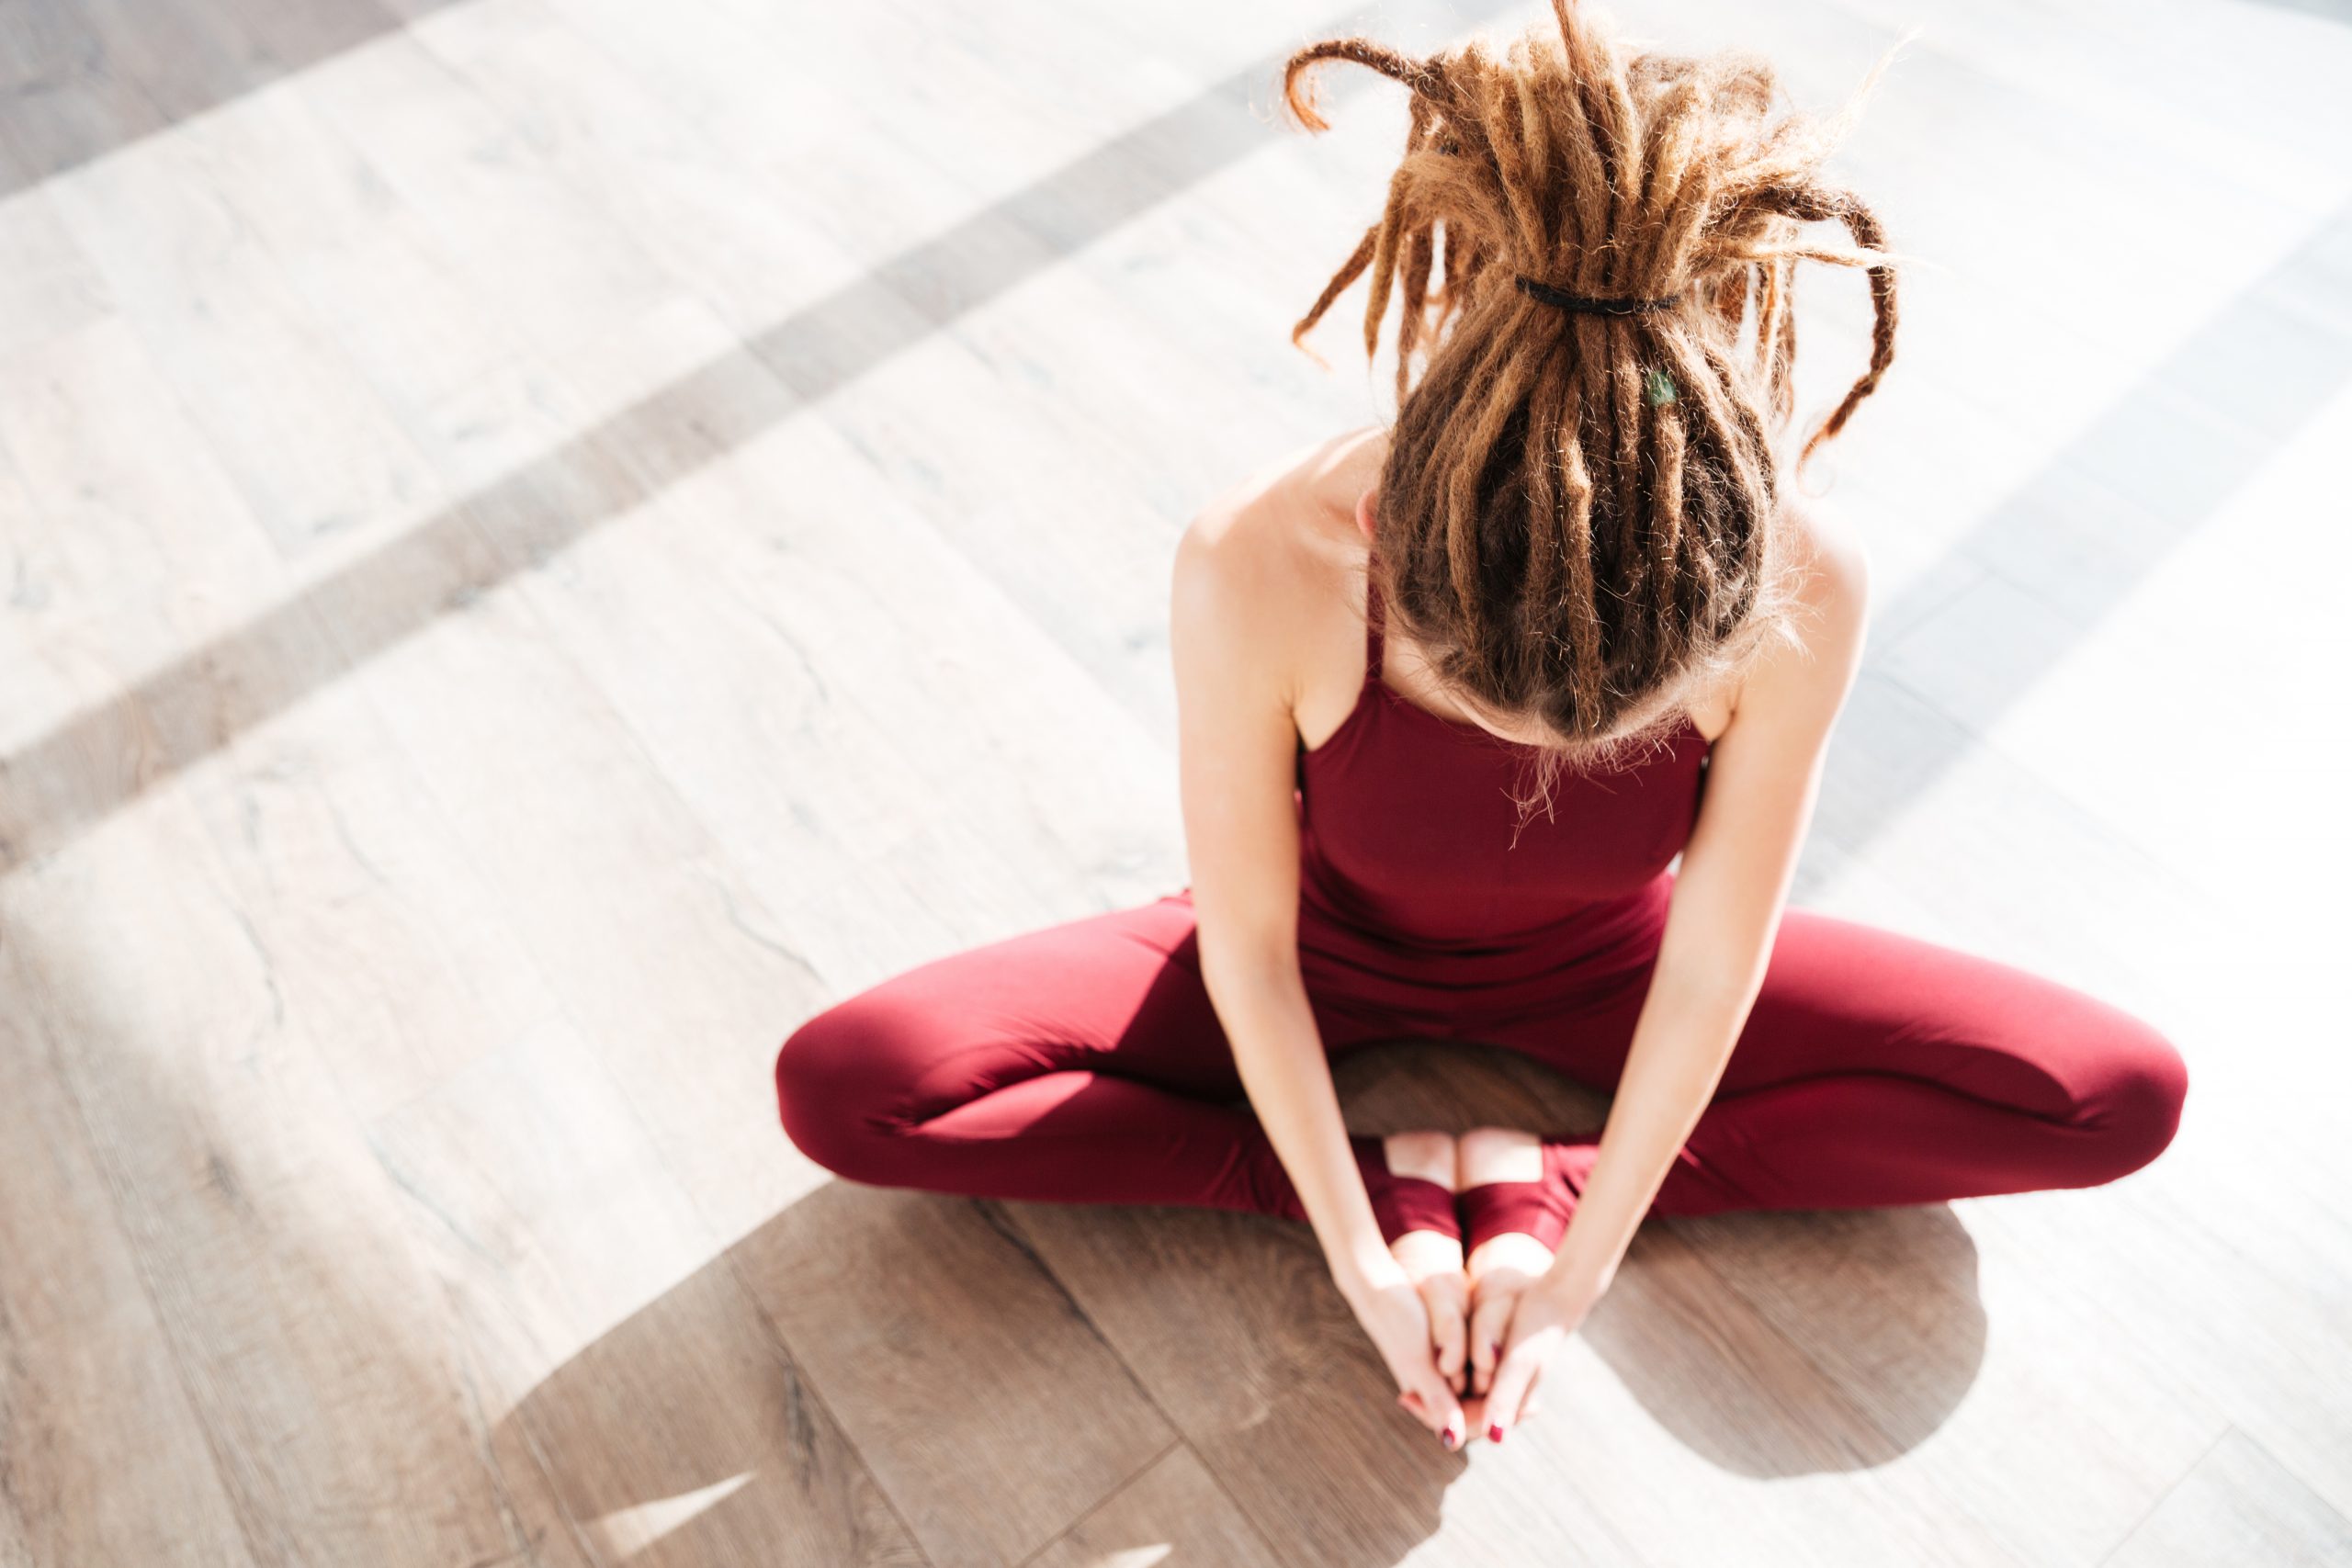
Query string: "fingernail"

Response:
xmin=1487 ymin=1423 xmax=1506 ymax=1444
xmin=1441 ymin=1424 xmax=1461 ymax=1450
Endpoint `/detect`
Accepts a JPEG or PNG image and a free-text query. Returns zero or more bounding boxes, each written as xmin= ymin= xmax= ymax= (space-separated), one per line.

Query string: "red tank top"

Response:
xmin=1292 ymin=563 xmax=1712 ymax=1023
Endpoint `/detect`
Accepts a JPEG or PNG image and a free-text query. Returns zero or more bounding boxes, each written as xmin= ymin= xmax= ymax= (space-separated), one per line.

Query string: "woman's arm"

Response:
xmin=1169 ymin=473 xmax=1467 ymax=1439
xmin=1483 ymin=507 xmax=1872 ymax=1433
xmin=1170 ymin=480 xmax=1385 ymax=1283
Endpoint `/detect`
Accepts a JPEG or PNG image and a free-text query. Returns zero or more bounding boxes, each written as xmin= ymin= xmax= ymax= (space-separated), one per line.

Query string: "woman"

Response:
xmin=775 ymin=4 xmax=2188 ymax=1454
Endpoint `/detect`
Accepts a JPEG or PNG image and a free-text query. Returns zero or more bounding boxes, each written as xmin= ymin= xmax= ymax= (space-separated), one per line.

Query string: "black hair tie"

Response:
xmin=1515 ymin=276 xmax=1680 ymax=316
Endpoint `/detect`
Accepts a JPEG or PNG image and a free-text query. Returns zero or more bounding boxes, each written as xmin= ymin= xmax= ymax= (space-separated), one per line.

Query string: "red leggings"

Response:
xmin=775 ymin=884 xmax=2188 ymax=1248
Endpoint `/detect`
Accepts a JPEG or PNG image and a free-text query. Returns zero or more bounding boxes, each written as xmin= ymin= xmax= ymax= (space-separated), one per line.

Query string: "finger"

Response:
xmin=1467 ymin=1289 xmax=1515 ymax=1398
xmin=1484 ymin=1341 xmax=1544 ymax=1442
xmin=1411 ymin=1364 xmax=1466 ymax=1450
xmin=1383 ymin=1382 xmax=1439 ymax=1438
xmin=1429 ymin=1288 xmax=1469 ymax=1393
xmin=1518 ymin=1362 xmax=1549 ymax=1426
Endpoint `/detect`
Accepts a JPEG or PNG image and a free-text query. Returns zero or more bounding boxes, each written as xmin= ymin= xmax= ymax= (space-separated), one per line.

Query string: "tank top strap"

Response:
xmin=1363 ymin=561 xmax=1386 ymax=682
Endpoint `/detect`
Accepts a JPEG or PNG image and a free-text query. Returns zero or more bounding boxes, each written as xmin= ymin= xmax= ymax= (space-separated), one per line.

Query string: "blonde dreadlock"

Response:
xmin=1283 ymin=1 xmax=1903 ymax=797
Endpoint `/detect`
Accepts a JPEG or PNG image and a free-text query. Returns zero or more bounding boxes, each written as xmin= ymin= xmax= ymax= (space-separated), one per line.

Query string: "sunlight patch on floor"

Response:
xmin=590 ymin=1471 xmax=754 ymax=1556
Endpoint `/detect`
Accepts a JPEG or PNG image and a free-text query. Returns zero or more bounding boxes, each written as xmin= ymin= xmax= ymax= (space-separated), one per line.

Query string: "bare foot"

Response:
xmin=1455 ymin=1127 xmax=1557 ymax=1409
xmin=1383 ymin=1130 xmax=1470 ymax=1398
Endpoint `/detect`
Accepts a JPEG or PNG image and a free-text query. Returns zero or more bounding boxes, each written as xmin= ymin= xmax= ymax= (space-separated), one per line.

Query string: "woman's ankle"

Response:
xmin=1454 ymin=1126 xmax=1544 ymax=1190
xmin=1454 ymin=1128 xmax=1577 ymax=1258
xmin=1357 ymin=1131 xmax=1463 ymax=1247
xmin=1382 ymin=1129 xmax=1458 ymax=1190
xmin=1465 ymin=1228 xmax=1555 ymax=1281
xmin=1391 ymin=1224 xmax=1465 ymax=1278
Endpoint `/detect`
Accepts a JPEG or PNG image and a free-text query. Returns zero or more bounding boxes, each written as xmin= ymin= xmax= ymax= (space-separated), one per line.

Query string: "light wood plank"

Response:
xmin=39 ymin=111 xmax=440 ymax=561
xmin=373 ymin=1021 xmax=925 ymax=1565
xmin=1673 ymin=1205 xmax=2228 ymax=1566
xmin=0 ymin=178 xmax=111 ymax=362
xmin=2 ymin=802 xmax=592 ymax=1566
xmin=2106 ymin=1427 xmax=2352 ymax=1568
xmin=0 ymin=317 xmax=589 ymax=1566
xmin=0 ymin=935 xmax=257 ymax=1568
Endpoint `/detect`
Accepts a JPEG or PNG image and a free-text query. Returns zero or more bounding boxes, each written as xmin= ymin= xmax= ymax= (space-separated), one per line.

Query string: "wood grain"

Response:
xmin=1027 ymin=1445 xmax=1280 ymax=1568
xmin=4 ymin=0 xmax=2347 ymax=1562
xmin=733 ymin=1183 xmax=1174 ymax=1567
xmin=2106 ymin=1427 xmax=2352 ymax=1568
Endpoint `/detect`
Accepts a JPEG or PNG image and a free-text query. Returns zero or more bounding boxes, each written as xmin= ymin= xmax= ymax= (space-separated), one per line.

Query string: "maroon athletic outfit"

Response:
xmin=775 ymin=563 xmax=2188 ymax=1253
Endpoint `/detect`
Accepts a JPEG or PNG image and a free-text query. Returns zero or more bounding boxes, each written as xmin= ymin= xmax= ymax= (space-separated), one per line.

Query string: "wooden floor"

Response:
xmin=4 ymin=0 xmax=2350 ymax=1562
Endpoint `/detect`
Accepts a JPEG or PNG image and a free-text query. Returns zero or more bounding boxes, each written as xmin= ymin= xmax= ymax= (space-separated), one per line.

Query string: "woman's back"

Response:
xmin=1295 ymin=562 xmax=1712 ymax=950
xmin=1183 ymin=430 xmax=1723 ymax=1021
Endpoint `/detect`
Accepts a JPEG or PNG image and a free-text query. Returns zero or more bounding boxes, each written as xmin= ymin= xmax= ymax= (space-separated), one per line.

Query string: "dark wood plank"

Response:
xmin=733 ymin=1182 xmax=1175 ymax=1567
xmin=1028 ymin=1445 xmax=1281 ymax=1568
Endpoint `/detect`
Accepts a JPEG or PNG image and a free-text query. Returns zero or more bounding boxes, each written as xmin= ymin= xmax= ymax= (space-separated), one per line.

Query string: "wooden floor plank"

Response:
xmin=1006 ymin=1040 xmax=1967 ymax=1567
xmin=733 ymin=1183 xmax=1176 ymax=1568
xmin=374 ymin=1022 xmax=926 ymax=1565
xmin=0 ymin=310 xmax=587 ymax=1567
xmin=1025 ymin=1444 xmax=1281 ymax=1568
xmin=0 ymin=935 xmax=257 ymax=1568
xmin=2104 ymin=1427 xmax=2352 ymax=1568
xmin=1671 ymin=1203 xmax=2229 ymax=1567
xmin=4 ymin=801 xmax=589 ymax=1567
xmin=0 ymin=263 xmax=929 ymax=1564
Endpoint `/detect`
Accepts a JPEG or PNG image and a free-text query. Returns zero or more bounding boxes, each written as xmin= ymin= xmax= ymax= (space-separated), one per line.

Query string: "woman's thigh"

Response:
xmin=1483 ymin=892 xmax=2188 ymax=1135
xmin=775 ymin=889 xmax=1391 ymax=1148
xmin=1719 ymin=905 xmax=2188 ymax=1128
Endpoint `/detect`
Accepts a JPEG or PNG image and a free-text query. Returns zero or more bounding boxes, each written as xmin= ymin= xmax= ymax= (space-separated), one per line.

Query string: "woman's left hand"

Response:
xmin=1480 ymin=1265 xmax=1611 ymax=1441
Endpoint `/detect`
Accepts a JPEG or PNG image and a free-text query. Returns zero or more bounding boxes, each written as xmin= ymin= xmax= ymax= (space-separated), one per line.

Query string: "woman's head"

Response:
xmin=1284 ymin=1 xmax=1901 ymax=776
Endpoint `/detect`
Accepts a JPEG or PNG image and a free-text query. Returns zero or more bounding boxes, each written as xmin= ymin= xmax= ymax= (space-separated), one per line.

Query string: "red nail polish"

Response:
xmin=1487 ymin=1423 xmax=1506 ymax=1444
xmin=1442 ymin=1425 xmax=1461 ymax=1450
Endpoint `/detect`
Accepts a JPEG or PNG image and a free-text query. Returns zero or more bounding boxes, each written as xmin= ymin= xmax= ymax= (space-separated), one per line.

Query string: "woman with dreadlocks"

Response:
xmin=775 ymin=2 xmax=2187 ymax=1450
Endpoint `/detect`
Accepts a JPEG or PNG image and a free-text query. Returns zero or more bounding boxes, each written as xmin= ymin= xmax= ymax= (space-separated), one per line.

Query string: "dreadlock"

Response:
xmin=1283 ymin=1 xmax=1904 ymax=807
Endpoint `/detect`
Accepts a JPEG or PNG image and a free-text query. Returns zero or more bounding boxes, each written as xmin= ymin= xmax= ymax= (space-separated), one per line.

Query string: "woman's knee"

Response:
xmin=774 ymin=997 xmax=915 ymax=1181
xmin=2081 ymin=1012 xmax=2190 ymax=1181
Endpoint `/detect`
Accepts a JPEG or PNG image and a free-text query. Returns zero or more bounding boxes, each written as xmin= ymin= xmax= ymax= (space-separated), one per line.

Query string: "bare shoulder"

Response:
xmin=1171 ymin=428 xmax=1381 ymax=714
xmin=1784 ymin=497 xmax=1871 ymax=624
xmin=1720 ymin=498 xmax=1872 ymax=736
xmin=1178 ymin=425 xmax=1379 ymax=581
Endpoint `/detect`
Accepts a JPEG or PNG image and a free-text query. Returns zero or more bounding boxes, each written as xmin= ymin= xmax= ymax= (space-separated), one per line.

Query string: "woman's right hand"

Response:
xmin=1341 ymin=1258 xmax=1468 ymax=1449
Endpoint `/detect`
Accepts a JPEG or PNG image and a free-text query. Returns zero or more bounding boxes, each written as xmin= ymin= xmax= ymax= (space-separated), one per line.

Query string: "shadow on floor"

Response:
xmin=0 ymin=0 xmax=469 ymax=200
xmin=8 ymin=840 xmax=1983 ymax=1563
xmin=499 ymin=1042 xmax=1984 ymax=1565
xmin=0 ymin=0 xmax=1530 ymax=883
